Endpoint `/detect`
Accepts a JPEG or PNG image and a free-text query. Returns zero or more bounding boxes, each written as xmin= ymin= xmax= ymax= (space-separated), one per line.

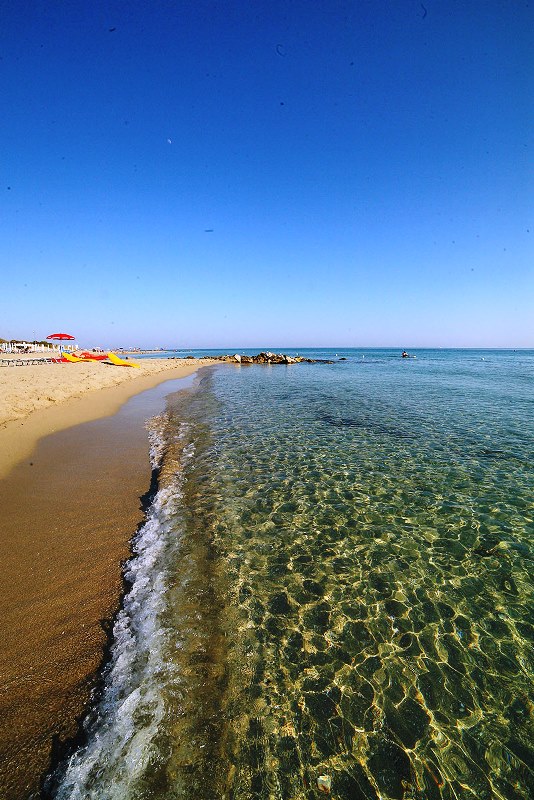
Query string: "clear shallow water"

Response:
xmin=50 ymin=350 xmax=534 ymax=800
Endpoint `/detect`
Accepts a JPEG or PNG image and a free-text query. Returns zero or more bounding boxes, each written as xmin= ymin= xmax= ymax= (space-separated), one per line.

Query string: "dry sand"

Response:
xmin=0 ymin=355 xmax=218 ymax=479
xmin=0 ymin=353 xmax=214 ymax=425
xmin=0 ymin=356 xmax=221 ymax=799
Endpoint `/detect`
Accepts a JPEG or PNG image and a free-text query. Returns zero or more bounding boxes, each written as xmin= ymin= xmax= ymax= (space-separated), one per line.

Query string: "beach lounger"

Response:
xmin=0 ymin=358 xmax=54 ymax=366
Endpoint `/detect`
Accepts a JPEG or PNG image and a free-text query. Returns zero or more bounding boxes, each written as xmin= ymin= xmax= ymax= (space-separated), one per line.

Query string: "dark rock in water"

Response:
xmin=329 ymin=715 xmax=354 ymax=749
xmin=209 ymin=351 xmax=323 ymax=364
xmin=339 ymin=357 xmax=347 ymax=360
xmin=275 ymin=735 xmax=300 ymax=771
xmin=367 ymin=736 xmax=412 ymax=799
xmin=284 ymin=630 xmax=304 ymax=660
xmin=328 ymin=644 xmax=353 ymax=665
xmin=340 ymin=600 xmax=366 ymax=619
xmin=384 ymin=599 xmax=408 ymax=617
xmin=249 ymin=683 xmax=262 ymax=699
xmin=239 ymin=584 xmax=252 ymax=601
xmin=255 ymin=351 xmax=276 ymax=363
xmin=313 ymin=728 xmax=338 ymax=758
xmin=301 ymin=578 xmax=326 ymax=598
xmin=268 ymin=592 xmax=292 ymax=615
xmin=473 ymin=533 xmax=502 ymax=556
xmin=384 ymin=698 xmax=430 ymax=749
xmin=340 ymin=687 xmax=373 ymax=728
xmin=302 ymin=674 xmax=330 ymax=693
xmin=304 ymin=691 xmax=338 ymax=723
xmin=358 ymin=655 xmax=381 ymax=679
xmin=310 ymin=633 xmax=328 ymax=652
xmin=508 ymin=698 xmax=531 ymax=723
xmin=265 ymin=614 xmax=287 ymax=636
xmin=516 ymin=620 xmax=534 ymax=641
xmin=506 ymin=738 xmax=534 ymax=778
xmin=436 ymin=601 xmax=455 ymax=619
xmin=334 ymin=766 xmax=378 ymax=800
xmin=417 ymin=672 xmax=438 ymax=710
xmin=326 ymin=685 xmax=342 ymax=705
xmin=250 ymin=771 xmax=267 ymax=794
xmin=302 ymin=601 xmax=331 ymax=633
xmin=341 ymin=621 xmax=373 ymax=653
xmin=307 ymin=650 xmax=331 ymax=667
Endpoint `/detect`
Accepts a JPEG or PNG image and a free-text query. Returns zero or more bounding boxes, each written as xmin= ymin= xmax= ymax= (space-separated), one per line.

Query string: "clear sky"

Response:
xmin=1 ymin=0 xmax=532 ymax=349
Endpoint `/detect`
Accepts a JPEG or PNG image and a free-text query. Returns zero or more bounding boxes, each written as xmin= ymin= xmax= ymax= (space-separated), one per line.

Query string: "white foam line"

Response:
xmin=53 ymin=421 xmax=193 ymax=799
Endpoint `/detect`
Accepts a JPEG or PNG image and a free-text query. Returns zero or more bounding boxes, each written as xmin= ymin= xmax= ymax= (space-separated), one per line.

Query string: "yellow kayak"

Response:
xmin=107 ymin=351 xmax=141 ymax=368
xmin=62 ymin=351 xmax=85 ymax=363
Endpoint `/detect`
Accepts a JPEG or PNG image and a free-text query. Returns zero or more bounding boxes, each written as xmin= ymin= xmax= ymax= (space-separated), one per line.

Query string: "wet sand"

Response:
xmin=0 ymin=367 xmax=216 ymax=799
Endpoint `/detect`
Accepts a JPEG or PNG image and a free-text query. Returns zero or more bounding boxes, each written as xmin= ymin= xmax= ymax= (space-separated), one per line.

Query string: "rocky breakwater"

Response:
xmin=200 ymin=351 xmax=336 ymax=365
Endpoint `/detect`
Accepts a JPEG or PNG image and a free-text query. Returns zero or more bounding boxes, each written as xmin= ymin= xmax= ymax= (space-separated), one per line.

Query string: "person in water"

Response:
xmin=402 ymin=350 xmax=408 ymax=358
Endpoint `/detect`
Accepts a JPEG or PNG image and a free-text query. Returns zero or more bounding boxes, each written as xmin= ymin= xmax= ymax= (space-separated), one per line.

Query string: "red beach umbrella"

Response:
xmin=46 ymin=333 xmax=76 ymax=341
xmin=46 ymin=332 xmax=76 ymax=356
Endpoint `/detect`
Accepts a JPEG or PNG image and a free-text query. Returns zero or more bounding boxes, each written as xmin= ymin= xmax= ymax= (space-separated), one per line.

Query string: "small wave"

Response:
xmin=146 ymin=415 xmax=169 ymax=470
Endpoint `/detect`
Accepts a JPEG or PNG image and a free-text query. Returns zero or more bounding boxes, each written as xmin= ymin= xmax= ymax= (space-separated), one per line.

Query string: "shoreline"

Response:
xmin=0 ymin=362 xmax=218 ymax=798
xmin=0 ymin=357 xmax=219 ymax=479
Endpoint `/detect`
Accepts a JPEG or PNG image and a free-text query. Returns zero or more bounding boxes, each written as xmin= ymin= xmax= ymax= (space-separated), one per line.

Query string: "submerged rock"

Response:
xmin=268 ymin=592 xmax=292 ymax=615
xmin=305 ymin=691 xmax=338 ymax=724
xmin=367 ymin=736 xmax=412 ymax=799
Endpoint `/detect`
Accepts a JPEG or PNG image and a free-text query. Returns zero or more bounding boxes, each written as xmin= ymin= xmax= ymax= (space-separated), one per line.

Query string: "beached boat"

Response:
xmin=107 ymin=351 xmax=141 ymax=368
xmin=76 ymin=351 xmax=109 ymax=361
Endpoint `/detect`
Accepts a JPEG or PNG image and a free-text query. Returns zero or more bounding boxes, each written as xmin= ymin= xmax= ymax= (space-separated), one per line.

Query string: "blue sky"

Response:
xmin=1 ymin=0 xmax=532 ymax=348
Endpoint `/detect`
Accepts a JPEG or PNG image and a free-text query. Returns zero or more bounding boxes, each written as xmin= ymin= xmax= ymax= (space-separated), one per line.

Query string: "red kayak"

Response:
xmin=76 ymin=351 xmax=109 ymax=361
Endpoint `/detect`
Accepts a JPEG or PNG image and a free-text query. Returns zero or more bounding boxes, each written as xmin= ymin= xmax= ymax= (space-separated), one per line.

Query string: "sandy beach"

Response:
xmin=0 ymin=353 xmax=215 ymax=427
xmin=0 ymin=356 xmax=219 ymax=799
xmin=0 ymin=355 xmax=217 ymax=479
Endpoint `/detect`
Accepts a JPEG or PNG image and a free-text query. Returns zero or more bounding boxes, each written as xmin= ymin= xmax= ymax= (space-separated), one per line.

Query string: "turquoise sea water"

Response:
xmin=50 ymin=349 xmax=533 ymax=800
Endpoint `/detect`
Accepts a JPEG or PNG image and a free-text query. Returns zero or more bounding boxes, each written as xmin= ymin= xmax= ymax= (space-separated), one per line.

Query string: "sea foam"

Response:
xmin=51 ymin=419 xmax=193 ymax=799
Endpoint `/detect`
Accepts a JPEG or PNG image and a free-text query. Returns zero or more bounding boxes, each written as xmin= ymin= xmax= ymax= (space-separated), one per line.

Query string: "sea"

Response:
xmin=46 ymin=349 xmax=533 ymax=800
